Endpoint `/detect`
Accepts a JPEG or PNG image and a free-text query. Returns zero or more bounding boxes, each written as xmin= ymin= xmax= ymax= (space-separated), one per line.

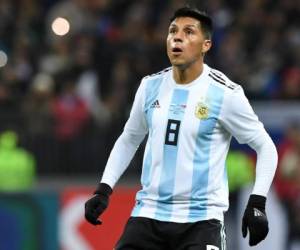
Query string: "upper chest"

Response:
xmin=146 ymin=80 xmax=225 ymax=119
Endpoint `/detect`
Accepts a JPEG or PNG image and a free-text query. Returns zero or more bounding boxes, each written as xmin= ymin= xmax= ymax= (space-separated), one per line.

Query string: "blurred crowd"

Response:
xmin=0 ymin=1 xmax=300 ymax=248
xmin=0 ymin=0 xmax=299 ymax=176
xmin=274 ymin=123 xmax=300 ymax=249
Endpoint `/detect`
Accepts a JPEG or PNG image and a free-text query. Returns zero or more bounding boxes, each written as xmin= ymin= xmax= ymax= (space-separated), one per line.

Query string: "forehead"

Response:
xmin=169 ymin=17 xmax=201 ymax=28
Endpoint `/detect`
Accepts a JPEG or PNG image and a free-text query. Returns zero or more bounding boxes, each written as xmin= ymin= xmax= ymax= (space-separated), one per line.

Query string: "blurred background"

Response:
xmin=0 ymin=0 xmax=299 ymax=249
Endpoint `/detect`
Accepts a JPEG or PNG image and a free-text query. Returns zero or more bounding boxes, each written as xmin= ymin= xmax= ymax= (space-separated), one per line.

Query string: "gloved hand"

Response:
xmin=85 ymin=183 xmax=112 ymax=225
xmin=242 ymin=194 xmax=269 ymax=246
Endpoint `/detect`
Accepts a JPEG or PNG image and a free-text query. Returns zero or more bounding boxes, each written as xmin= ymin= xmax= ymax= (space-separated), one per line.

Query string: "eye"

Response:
xmin=185 ymin=29 xmax=194 ymax=35
xmin=169 ymin=28 xmax=176 ymax=34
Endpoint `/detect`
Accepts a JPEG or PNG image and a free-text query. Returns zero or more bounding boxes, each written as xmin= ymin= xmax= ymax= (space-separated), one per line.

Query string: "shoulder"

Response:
xmin=137 ymin=67 xmax=171 ymax=96
xmin=143 ymin=67 xmax=172 ymax=81
xmin=207 ymin=66 xmax=239 ymax=91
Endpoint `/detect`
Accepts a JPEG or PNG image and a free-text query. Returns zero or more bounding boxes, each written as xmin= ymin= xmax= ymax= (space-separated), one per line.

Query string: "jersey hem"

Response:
xmin=131 ymin=210 xmax=224 ymax=223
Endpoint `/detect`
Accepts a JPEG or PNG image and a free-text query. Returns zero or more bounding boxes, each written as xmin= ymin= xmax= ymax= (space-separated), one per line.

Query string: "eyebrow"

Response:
xmin=169 ymin=23 xmax=199 ymax=29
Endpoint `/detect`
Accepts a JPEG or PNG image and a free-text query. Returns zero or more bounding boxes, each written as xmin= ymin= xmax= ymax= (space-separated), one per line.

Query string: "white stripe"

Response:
xmin=220 ymin=222 xmax=226 ymax=250
xmin=170 ymin=83 xmax=210 ymax=222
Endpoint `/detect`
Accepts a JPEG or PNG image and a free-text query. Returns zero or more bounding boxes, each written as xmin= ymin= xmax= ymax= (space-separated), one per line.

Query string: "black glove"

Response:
xmin=242 ymin=194 xmax=269 ymax=246
xmin=84 ymin=183 xmax=112 ymax=225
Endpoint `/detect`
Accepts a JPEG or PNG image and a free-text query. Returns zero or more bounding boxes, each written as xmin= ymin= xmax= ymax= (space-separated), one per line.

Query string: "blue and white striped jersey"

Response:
xmin=101 ymin=64 xmax=269 ymax=223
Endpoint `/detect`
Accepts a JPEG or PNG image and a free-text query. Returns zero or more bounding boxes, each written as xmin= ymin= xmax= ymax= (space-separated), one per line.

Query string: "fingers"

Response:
xmin=84 ymin=197 xmax=105 ymax=226
xmin=249 ymin=235 xmax=260 ymax=246
xmin=248 ymin=223 xmax=268 ymax=246
xmin=242 ymin=208 xmax=269 ymax=246
xmin=85 ymin=209 xmax=103 ymax=225
xmin=249 ymin=231 xmax=267 ymax=246
xmin=95 ymin=205 xmax=105 ymax=215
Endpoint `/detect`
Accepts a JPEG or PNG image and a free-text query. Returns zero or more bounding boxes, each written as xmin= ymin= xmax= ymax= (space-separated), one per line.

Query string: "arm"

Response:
xmin=100 ymin=122 xmax=147 ymax=188
xmin=220 ymin=86 xmax=278 ymax=196
xmin=220 ymin=86 xmax=278 ymax=245
xmin=85 ymin=79 xmax=148 ymax=225
xmin=101 ymin=79 xmax=148 ymax=188
xmin=241 ymin=131 xmax=277 ymax=246
xmin=248 ymin=132 xmax=278 ymax=197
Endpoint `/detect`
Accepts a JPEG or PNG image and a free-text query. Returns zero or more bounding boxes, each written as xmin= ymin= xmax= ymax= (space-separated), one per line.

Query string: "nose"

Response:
xmin=174 ymin=37 xmax=183 ymax=43
xmin=173 ymin=31 xmax=183 ymax=43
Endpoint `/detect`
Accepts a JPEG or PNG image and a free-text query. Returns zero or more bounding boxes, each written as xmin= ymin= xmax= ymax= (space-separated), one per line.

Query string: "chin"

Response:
xmin=170 ymin=58 xmax=183 ymax=65
xmin=171 ymin=60 xmax=188 ymax=69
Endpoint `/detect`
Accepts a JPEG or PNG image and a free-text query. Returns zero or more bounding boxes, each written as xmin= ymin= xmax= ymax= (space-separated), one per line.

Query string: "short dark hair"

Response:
xmin=170 ymin=6 xmax=213 ymax=39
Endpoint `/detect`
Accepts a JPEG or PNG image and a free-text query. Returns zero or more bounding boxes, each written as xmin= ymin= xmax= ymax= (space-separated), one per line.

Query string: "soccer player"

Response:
xmin=85 ymin=6 xmax=278 ymax=250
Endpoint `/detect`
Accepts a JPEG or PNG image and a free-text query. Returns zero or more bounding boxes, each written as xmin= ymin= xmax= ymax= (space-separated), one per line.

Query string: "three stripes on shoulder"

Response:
xmin=145 ymin=67 xmax=238 ymax=91
xmin=208 ymin=70 xmax=237 ymax=90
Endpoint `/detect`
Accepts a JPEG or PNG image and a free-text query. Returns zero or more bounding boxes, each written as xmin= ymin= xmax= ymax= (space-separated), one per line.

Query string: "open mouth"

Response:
xmin=172 ymin=47 xmax=183 ymax=53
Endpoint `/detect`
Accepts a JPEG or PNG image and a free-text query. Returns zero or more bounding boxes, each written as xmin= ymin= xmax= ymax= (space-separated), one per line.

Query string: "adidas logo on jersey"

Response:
xmin=253 ymin=208 xmax=264 ymax=217
xmin=151 ymin=100 xmax=160 ymax=108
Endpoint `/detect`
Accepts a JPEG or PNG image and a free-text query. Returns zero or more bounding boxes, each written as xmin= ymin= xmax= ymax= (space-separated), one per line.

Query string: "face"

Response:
xmin=167 ymin=17 xmax=212 ymax=69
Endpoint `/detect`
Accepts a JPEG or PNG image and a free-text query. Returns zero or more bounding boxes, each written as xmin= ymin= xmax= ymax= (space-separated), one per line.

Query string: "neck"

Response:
xmin=172 ymin=61 xmax=204 ymax=84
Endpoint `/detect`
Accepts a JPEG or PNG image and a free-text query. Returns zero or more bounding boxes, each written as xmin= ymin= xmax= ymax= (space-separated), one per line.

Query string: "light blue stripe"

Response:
xmin=155 ymin=89 xmax=189 ymax=221
xmin=132 ymin=77 xmax=163 ymax=217
xmin=144 ymin=78 xmax=162 ymax=126
xmin=189 ymin=84 xmax=224 ymax=220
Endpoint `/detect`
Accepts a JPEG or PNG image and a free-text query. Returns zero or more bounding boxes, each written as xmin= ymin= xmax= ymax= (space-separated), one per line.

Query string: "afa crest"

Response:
xmin=195 ymin=102 xmax=209 ymax=119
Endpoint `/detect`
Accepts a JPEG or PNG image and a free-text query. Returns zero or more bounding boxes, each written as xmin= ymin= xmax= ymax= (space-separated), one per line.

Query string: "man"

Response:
xmin=85 ymin=6 xmax=278 ymax=250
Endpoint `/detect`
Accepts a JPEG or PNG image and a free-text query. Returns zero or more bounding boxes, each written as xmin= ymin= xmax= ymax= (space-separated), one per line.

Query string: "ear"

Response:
xmin=202 ymin=39 xmax=212 ymax=54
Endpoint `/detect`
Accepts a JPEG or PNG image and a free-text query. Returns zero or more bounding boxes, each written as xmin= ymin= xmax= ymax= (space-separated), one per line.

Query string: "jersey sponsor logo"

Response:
xmin=195 ymin=101 xmax=209 ymax=119
xmin=150 ymin=100 xmax=161 ymax=108
xmin=169 ymin=103 xmax=186 ymax=115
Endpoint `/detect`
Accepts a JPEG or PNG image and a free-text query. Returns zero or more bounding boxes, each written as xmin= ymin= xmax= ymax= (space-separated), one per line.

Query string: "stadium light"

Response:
xmin=0 ymin=50 xmax=8 ymax=68
xmin=51 ymin=17 xmax=70 ymax=36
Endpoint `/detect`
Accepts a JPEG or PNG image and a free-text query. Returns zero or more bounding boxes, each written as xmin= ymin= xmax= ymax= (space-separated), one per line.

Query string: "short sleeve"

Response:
xmin=219 ymin=86 xmax=265 ymax=144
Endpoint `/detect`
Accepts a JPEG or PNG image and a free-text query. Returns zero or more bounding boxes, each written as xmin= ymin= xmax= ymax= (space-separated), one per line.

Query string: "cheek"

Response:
xmin=166 ymin=39 xmax=174 ymax=58
xmin=166 ymin=37 xmax=172 ymax=49
xmin=187 ymin=42 xmax=202 ymax=56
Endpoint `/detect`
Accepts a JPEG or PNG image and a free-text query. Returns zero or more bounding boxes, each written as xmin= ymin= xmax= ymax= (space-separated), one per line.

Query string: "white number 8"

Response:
xmin=206 ymin=245 xmax=219 ymax=250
